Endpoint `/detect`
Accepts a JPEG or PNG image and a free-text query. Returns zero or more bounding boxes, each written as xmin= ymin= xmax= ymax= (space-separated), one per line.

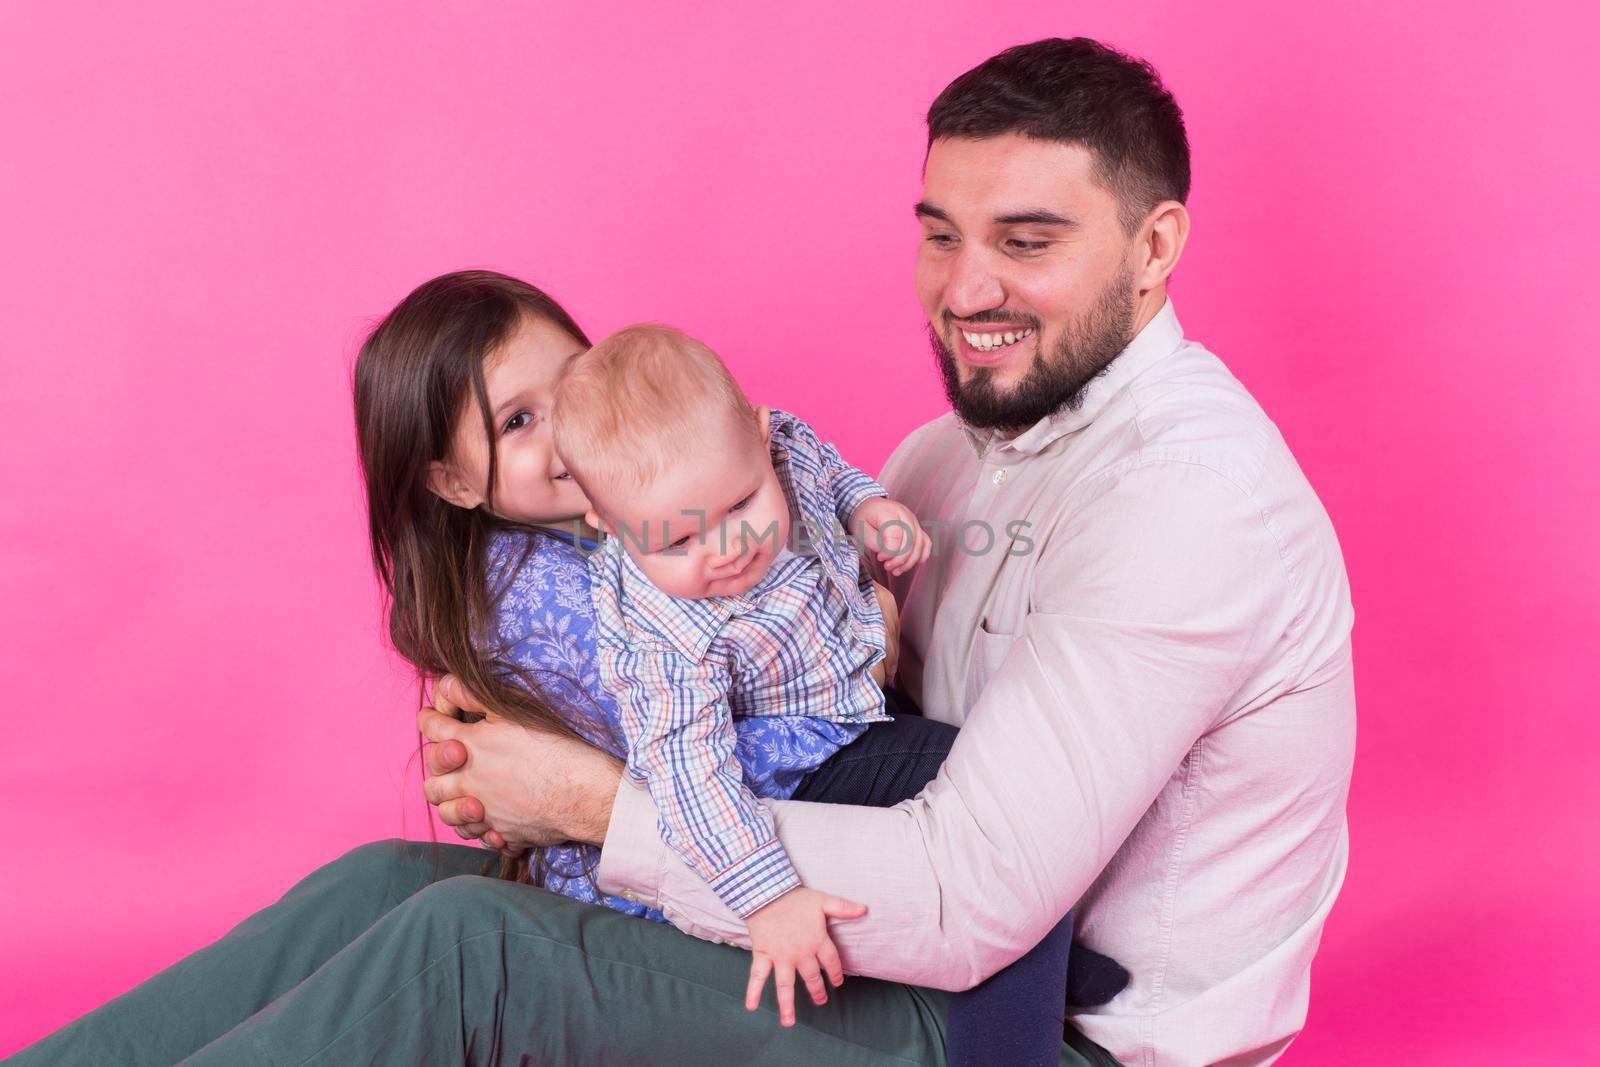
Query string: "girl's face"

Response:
xmin=428 ymin=314 xmax=592 ymax=526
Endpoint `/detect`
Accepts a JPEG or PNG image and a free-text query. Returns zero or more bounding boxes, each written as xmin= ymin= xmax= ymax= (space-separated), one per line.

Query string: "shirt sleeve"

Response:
xmin=604 ymin=638 xmax=803 ymax=916
xmin=485 ymin=533 xmax=625 ymax=755
xmin=781 ymin=413 xmax=886 ymax=525
xmin=821 ymin=442 xmax=888 ymax=527
xmin=597 ymin=459 xmax=1293 ymax=988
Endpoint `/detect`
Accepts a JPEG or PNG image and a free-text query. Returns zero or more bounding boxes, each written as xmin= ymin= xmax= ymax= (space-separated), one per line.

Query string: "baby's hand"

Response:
xmin=850 ymin=497 xmax=932 ymax=577
xmin=743 ymin=887 xmax=867 ymax=1027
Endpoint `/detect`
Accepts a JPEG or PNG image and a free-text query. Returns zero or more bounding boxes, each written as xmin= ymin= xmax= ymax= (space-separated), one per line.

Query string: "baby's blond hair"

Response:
xmin=553 ymin=324 xmax=762 ymax=500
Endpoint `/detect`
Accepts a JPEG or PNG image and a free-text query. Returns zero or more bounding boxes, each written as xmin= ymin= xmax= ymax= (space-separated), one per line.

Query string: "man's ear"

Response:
xmin=426 ymin=460 xmax=485 ymax=511
xmin=755 ymin=405 xmax=772 ymax=444
xmin=1135 ymin=200 xmax=1191 ymax=295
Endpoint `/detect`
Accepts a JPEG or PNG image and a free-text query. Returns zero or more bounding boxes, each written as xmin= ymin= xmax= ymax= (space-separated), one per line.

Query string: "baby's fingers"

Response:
xmin=819 ymin=937 xmax=845 ymax=988
xmin=775 ymin=962 xmax=798 ymax=1027
xmin=745 ymin=953 xmax=773 ymax=1012
xmin=799 ymin=957 xmax=828 ymax=1006
xmin=884 ymin=525 xmax=931 ymax=575
xmin=819 ymin=893 xmax=868 ymax=920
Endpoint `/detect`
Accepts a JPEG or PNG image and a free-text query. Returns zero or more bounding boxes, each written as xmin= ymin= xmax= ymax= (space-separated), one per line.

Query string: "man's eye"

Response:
xmin=925 ymin=234 xmax=958 ymax=248
xmin=1007 ymin=239 xmax=1050 ymax=253
xmin=502 ymin=410 xmax=533 ymax=434
xmin=729 ymin=493 xmax=755 ymax=513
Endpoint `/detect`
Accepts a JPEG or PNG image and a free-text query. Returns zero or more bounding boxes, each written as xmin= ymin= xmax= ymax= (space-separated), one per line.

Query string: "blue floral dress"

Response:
xmin=484 ymin=527 xmax=855 ymax=922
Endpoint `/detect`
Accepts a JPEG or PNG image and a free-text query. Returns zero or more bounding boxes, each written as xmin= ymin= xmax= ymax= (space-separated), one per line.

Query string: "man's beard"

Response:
xmin=930 ymin=268 xmax=1137 ymax=433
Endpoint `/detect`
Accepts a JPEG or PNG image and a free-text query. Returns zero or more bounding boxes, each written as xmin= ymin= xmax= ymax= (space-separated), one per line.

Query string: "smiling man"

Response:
xmin=420 ymin=39 xmax=1356 ymax=1065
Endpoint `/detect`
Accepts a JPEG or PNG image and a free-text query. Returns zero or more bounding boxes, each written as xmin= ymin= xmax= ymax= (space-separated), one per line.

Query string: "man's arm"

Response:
xmin=595 ymin=460 xmax=1291 ymax=989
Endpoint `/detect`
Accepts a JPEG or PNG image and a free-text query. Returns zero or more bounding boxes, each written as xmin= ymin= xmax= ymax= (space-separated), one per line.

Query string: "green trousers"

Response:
xmin=12 ymin=840 xmax=1115 ymax=1066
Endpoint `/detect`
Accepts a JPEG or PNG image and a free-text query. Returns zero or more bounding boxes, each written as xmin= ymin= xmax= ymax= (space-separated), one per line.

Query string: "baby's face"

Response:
xmin=597 ymin=418 xmax=790 ymax=600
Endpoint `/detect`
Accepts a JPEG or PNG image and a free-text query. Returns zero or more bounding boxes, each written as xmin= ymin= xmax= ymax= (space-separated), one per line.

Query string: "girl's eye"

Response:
xmin=502 ymin=410 xmax=533 ymax=434
xmin=729 ymin=493 xmax=756 ymax=513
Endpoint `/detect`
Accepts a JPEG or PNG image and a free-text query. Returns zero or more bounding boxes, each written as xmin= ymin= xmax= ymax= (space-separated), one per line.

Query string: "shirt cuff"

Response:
xmin=594 ymin=779 xmax=668 ymax=908
xmin=709 ymin=837 xmax=803 ymax=916
xmin=836 ymin=475 xmax=887 ymax=528
xmin=595 ymin=780 xmax=803 ymax=918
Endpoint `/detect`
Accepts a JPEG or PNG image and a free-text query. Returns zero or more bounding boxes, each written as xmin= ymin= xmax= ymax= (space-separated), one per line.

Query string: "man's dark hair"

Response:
xmin=928 ymin=37 xmax=1190 ymax=233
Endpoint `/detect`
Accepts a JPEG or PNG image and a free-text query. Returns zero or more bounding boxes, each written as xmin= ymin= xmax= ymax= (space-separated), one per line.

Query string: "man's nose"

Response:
xmin=943 ymin=248 xmax=1005 ymax=319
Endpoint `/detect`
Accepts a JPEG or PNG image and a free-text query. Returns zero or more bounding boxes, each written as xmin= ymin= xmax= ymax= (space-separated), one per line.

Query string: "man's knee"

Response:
xmin=398 ymin=876 xmax=591 ymax=944
xmin=414 ymin=872 xmax=532 ymax=914
xmin=326 ymin=838 xmax=429 ymax=884
xmin=283 ymin=839 xmax=439 ymax=909
xmin=393 ymin=874 xmax=538 ymax=939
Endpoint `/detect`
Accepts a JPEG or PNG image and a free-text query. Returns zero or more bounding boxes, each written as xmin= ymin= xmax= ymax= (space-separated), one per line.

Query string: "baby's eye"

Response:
xmin=728 ymin=493 xmax=756 ymax=513
xmin=665 ymin=534 xmax=692 ymax=551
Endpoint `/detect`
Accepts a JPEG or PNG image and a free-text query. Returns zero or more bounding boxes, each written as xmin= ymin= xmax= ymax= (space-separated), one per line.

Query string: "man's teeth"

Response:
xmin=961 ymin=327 xmax=1035 ymax=352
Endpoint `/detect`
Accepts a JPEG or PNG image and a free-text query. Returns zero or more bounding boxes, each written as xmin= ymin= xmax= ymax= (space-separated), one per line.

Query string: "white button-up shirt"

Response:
xmin=599 ymin=301 xmax=1356 ymax=1065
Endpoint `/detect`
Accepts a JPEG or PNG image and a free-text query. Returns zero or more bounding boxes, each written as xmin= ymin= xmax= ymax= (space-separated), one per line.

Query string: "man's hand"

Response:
xmin=743 ymin=887 xmax=867 ymax=1027
xmin=419 ymin=675 xmax=624 ymax=852
xmin=849 ymin=497 xmax=932 ymax=577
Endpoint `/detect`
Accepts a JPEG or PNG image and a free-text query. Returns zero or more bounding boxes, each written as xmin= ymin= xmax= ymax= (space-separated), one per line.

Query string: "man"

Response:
xmin=424 ymin=37 xmax=1356 ymax=1065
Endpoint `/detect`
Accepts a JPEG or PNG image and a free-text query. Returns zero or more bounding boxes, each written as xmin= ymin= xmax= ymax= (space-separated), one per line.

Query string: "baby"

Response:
xmin=552 ymin=324 xmax=931 ymax=1023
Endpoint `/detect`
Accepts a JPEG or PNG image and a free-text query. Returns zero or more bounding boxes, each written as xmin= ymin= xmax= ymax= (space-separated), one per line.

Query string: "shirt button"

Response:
xmin=992 ymin=468 xmax=1008 ymax=486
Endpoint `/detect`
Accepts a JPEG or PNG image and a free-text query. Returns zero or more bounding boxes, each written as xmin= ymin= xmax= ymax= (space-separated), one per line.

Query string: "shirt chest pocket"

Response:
xmin=963 ymin=618 xmax=1019 ymax=711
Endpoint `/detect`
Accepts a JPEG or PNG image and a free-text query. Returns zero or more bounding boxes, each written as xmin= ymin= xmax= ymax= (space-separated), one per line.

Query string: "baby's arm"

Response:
xmin=744 ymin=884 xmax=866 ymax=1026
xmin=607 ymin=642 xmax=867 ymax=1025
xmin=610 ymin=645 xmax=799 ymax=914
xmin=802 ymin=420 xmax=932 ymax=577
xmin=808 ymin=426 xmax=890 ymax=530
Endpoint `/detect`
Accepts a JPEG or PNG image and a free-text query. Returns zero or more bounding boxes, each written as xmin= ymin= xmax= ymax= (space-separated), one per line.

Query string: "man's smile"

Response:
xmin=961 ymin=326 xmax=1034 ymax=352
xmin=950 ymin=322 xmax=1038 ymax=368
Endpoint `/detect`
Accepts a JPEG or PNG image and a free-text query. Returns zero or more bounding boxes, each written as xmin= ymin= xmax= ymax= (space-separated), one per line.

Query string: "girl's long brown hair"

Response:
xmin=353 ymin=269 xmax=607 ymax=883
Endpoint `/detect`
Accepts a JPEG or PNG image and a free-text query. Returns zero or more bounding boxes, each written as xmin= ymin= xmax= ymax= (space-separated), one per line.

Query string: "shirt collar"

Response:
xmin=960 ymin=299 xmax=1185 ymax=458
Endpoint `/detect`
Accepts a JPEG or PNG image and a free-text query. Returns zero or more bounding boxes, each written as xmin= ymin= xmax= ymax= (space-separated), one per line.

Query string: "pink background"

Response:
xmin=2 ymin=1 xmax=1595 ymax=1060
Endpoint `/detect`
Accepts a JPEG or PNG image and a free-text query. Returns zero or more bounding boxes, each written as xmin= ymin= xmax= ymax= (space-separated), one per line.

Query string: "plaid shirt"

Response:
xmin=589 ymin=410 xmax=892 ymax=916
